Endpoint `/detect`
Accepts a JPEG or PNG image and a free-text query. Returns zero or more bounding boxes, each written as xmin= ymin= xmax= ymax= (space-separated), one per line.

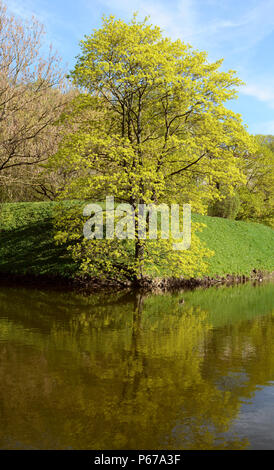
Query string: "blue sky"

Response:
xmin=7 ymin=0 xmax=274 ymax=135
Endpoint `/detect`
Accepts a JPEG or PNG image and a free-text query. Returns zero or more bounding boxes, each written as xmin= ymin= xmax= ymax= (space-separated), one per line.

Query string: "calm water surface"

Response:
xmin=0 ymin=281 xmax=274 ymax=450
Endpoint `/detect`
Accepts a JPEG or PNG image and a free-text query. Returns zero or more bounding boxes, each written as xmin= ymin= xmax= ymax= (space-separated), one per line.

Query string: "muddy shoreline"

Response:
xmin=0 ymin=269 xmax=273 ymax=294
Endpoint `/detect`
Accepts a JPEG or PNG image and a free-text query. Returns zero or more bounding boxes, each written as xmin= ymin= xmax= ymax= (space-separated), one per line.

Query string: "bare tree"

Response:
xmin=0 ymin=1 xmax=69 ymax=200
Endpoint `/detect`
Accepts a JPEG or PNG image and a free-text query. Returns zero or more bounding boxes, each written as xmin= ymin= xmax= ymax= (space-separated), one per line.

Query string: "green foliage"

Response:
xmin=237 ymin=135 xmax=274 ymax=228
xmin=49 ymin=15 xmax=255 ymax=280
xmin=53 ymin=202 xmax=212 ymax=280
xmin=208 ymin=187 xmax=241 ymax=219
xmin=0 ymin=202 xmax=273 ymax=279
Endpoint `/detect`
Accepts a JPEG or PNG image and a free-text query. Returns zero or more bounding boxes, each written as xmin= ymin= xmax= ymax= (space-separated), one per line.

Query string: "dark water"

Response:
xmin=0 ymin=281 xmax=274 ymax=450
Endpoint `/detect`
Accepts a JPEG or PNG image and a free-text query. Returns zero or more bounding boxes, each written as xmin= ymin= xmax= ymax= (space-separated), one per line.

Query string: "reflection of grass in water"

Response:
xmin=0 ymin=280 xmax=273 ymax=335
xmin=0 ymin=286 xmax=210 ymax=355
xmin=0 ymin=288 xmax=241 ymax=449
xmin=1 ymin=283 xmax=274 ymax=449
xmin=180 ymin=281 xmax=274 ymax=327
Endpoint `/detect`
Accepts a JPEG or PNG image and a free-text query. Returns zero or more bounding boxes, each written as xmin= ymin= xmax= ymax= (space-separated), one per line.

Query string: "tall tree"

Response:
xmin=51 ymin=15 xmax=253 ymax=281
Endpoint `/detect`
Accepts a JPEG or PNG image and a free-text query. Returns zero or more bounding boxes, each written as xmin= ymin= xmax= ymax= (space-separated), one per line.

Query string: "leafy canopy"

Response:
xmin=237 ymin=135 xmax=274 ymax=228
xmin=51 ymin=15 xmax=255 ymax=280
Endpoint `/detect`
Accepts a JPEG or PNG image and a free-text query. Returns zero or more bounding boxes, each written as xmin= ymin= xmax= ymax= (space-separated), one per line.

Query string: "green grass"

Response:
xmin=192 ymin=213 xmax=274 ymax=276
xmin=0 ymin=201 xmax=273 ymax=279
xmin=0 ymin=202 xmax=78 ymax=279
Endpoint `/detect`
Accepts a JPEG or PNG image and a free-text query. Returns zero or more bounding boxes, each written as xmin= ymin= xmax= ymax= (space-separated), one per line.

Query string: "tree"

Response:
xmin=208 ymin=184 xmax=241 ymax=219
xmin=237 ymin=135 xmax=274 ymax=227
xmin=0 ymin=1 xmax=69 ymax=201
xmin=51 ymin=15 xmax=253 ymax=282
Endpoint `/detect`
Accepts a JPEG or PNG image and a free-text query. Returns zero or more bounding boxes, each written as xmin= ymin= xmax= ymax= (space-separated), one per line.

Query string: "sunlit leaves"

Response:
xmin=50 ymin=15 xmax=254 ymax=280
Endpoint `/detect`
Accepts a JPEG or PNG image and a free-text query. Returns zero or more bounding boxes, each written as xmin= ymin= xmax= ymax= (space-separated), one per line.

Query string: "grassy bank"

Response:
xmin=0 ymin=201 xmax=273 ymax=282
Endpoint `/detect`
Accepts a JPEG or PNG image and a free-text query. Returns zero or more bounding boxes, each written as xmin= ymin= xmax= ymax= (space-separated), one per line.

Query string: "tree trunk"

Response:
xmin=135 ymin=238 xmax=144 ymax=281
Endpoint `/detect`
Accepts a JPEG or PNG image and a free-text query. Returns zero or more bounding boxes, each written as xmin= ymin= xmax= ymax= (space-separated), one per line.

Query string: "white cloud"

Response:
xmin=86 ymin=0 xmax=274 ymax=52
xmin=241 ymin=83 xmax=274 ymax=109
xmin=85 ymin=0 xmax=197 ymax=42
xmin=8 ymin=0 xmax=274 ymax=124
xmin=6 ymin=0 xmax=50 ymax=23
xmin=91 ymin=0 xmax=274 ymax=118
xmin=9 ymin=0 xmax=274 ymax=60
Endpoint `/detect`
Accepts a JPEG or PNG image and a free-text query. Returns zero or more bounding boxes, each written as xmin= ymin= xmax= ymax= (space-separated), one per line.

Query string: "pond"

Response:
xmin=0 ymin=280 xmax=274 ymax=450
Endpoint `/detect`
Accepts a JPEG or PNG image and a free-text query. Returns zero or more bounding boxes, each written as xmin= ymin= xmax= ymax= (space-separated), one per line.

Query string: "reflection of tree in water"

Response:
xmin=105 ymin=294 xmax=246 ymax=450
xmin=0 ymin=284 xmax=273 ymax=449
xmin=120 ymin=294 xmax=145 ymax=403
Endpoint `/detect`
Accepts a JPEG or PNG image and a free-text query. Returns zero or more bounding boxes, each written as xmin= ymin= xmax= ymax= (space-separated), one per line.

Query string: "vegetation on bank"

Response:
xmin=0 ymin=202 xmax=273 ymax=281
xmin=46 ymin=16 xmax=273 ymax=281
xmin=0 ymin=202 xmax=77 ymax=279
xmin=0 ymin=6 xmax=273 ymax=285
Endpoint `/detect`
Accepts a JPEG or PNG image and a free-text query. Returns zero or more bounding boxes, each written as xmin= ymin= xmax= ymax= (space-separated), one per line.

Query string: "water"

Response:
xmin=0 ymin=281 xmax=273 ymax=450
